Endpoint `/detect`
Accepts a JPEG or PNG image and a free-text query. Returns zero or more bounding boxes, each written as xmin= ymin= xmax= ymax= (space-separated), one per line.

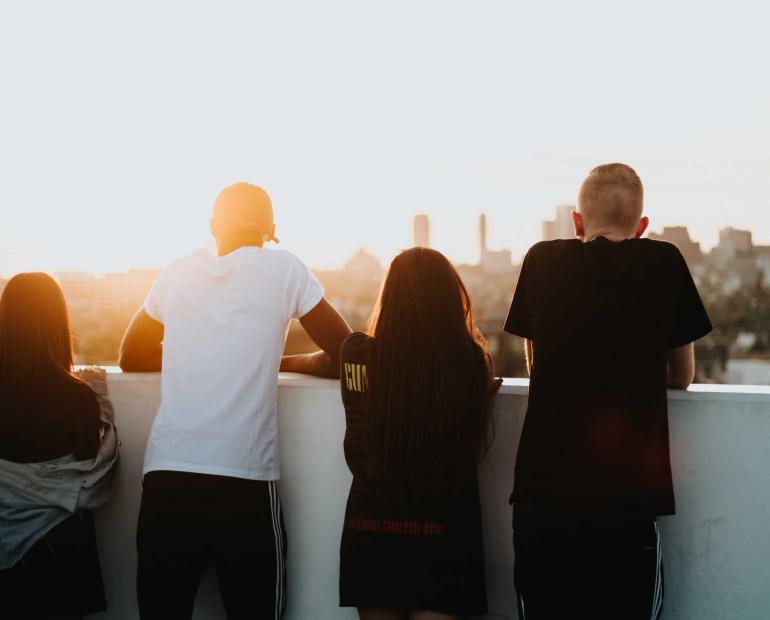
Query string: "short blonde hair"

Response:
xmin=578 ymin=163 xmax=643 ymax=233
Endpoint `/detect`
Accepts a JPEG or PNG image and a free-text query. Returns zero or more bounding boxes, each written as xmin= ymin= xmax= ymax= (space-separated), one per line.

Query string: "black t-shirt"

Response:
xmin=0 ymin=375 xmax=102 ymax=463
xmin=338 ymin=333 xmax=488 ymax=615
xmin=339 ymin=332 xmax=483 ymax=529
xmin=340 ymin=333 xmax=375 ymax=509
xmin=505 ymin=237 xmax=712 ymax=516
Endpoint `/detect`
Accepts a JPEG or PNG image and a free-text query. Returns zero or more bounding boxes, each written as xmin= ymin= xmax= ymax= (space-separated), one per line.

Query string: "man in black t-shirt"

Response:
xmin=505 ymin=163 xmax=712 ymax=619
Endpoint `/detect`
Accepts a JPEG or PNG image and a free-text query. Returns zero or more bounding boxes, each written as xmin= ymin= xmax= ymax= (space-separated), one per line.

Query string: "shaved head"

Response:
xmin=578 ymin=163 xmax=644 ymax=235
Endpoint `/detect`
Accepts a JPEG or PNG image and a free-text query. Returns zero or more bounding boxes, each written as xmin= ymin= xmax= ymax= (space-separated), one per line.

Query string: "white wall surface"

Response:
xmin=91 ymin=374 xmax=770 ymax=620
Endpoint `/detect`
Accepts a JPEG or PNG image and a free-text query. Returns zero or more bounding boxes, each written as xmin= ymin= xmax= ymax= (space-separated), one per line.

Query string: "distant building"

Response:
xmin=716 ymin=227 xmax=754 ymax=254
xmin=756 ymin=246 xmax=770 ymax=287
xmin=56 ymin=269 xmax=159 ymax=313
xmin=542 ymin=204 xmax=575 ymax=241
xmin=413 ymin=214 xmax=430 ymax=248
xmin=342 ymin=248 xmax=383 ymax=282
xmin=648 ymin=226 xmax=704 ymax=266
xmin=313 ymin=248 xmax=384 ymax=332
xmin=711 ymin=227 xmax=759 ymax=285
xmin=479 ymin=214 xmax=513 ymax=273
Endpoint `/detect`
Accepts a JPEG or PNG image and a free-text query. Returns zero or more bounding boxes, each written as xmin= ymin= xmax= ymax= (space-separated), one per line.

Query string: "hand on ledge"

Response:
xmin=281 ymin=351 xmax=340 ymax=379
xmin=489 ymin=377 xmax=504 ymax=396
xmin=75 ymin=366 xmax=107 ymax=383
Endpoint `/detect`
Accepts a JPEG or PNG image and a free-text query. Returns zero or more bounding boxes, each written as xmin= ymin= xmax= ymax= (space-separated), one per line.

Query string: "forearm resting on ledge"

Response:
xmin=281 ymin=351 xmax=339 ymax=379
xmin=280 ymin=298 xmax=351 ymax=379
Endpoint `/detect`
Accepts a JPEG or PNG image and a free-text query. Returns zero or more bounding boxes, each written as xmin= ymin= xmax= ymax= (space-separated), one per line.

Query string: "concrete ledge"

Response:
xmin=99 ymin=368 xmax=770 ymax=400
xmin=89 ymin=373 xmax=770 ymax=619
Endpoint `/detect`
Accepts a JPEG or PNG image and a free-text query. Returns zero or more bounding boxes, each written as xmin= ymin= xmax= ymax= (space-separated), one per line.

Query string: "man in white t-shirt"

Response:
xmin=119 ymin=182 xmax=351 ymax=619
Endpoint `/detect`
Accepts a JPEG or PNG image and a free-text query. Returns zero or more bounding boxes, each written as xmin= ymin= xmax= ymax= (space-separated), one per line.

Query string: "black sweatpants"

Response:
xmin=136 ymin=470 xmax=287 ymax=620
xmin=513 ymin=501 xmax=663 ymax=620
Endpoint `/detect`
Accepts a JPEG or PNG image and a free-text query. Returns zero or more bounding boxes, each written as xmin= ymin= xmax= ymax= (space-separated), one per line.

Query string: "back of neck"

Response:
xmin=583 ymin=230 xmax=635 ymax=243
xmin=216 ymin=241 xmax=264 ymax=256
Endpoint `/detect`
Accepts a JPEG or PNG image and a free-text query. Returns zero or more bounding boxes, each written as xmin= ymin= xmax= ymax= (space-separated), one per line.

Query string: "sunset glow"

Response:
xmin=1 ymin=1 xmax=768 ymax=277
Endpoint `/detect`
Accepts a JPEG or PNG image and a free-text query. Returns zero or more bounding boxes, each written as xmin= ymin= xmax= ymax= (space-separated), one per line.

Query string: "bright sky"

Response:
xmin=1 ymin=1 xmax=769 ymax=276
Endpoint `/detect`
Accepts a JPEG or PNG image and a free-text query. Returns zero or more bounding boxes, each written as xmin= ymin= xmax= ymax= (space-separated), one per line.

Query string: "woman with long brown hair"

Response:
xmin=338 ymin=247 xmax=500 ymax=620
xmin=0 ymin=273 xmax=116 ymax=619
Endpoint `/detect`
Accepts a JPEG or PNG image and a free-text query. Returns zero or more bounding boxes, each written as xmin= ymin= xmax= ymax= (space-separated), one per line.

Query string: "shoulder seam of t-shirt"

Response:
xmin=297 ymin=288 xmax=324 ymax=318
xmin=143 ymin=301 xmax=162 ymax=322
xmin=346 ymin=331 xmax=371 ymax=344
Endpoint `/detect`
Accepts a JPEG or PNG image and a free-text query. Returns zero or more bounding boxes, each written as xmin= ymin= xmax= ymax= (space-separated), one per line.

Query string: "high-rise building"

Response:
xmin=716 ymin=227 xmax=754 ymax=254
xmin=711 ymin=227 xmax=755 ymax=268
xmin=711 ymin=227 xmax=758 ymax=284
xmin=542 ymin=204 xmax=575 ymax=240
xmin=647 ymin=226 xmax=704 ymax=266
xmin=413 ymin=214 xmax=430 ymax=248
xmin=479 ymin=213 xmax=513 ymax=272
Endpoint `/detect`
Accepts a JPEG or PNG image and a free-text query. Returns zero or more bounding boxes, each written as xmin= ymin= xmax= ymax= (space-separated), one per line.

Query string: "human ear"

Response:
xmin=635 ymin=216 xmax=649 ymax=238
xmin=572 ymin=210 xmax=585 ymax=239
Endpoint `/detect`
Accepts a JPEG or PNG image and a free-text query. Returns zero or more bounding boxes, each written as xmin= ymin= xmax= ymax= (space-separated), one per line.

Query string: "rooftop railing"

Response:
xmin=90 ymin=373 xmax=770 ymax=619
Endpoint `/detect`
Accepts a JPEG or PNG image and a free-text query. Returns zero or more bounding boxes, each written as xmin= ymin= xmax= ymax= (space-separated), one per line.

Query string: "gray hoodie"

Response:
xmin=0 ymin=378 xmax=118 ymax=569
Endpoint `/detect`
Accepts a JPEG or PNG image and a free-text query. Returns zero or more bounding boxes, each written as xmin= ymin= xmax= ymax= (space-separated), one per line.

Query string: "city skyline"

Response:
xmin=1 ymin=189 xmax=768 ymax=277
xmin=2 ymin=210 xmax=766 ymax=280
xmin=3 ymin=206 xmax=768 ymax=384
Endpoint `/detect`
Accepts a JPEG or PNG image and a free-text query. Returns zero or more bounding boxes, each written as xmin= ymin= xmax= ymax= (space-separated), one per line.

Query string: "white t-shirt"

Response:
xmin=142 ymin=247 xmax=324 ymax=480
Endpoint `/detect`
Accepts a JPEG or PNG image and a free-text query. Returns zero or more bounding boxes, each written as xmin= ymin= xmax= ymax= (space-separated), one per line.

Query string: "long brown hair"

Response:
xmin=367 ymin=247 xmax=492 ymax=506
xmin=0 ymin=273 xmax=78 ymax=401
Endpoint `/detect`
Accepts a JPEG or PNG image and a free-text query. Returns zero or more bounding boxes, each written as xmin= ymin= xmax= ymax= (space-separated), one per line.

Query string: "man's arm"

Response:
xmin=524 ymin=338 xmax=534 ymax=376
xmin=667 ymin=342 xmax=695 ymax=389
xmin=280 ymin=298 xmax=352 ymax=379
xmin=119 ymin=309 xmax=164 ymax=372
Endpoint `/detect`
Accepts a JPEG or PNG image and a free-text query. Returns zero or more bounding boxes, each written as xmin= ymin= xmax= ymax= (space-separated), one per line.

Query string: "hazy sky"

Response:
xmin=1 ymin=1 xmax=768 ymax=276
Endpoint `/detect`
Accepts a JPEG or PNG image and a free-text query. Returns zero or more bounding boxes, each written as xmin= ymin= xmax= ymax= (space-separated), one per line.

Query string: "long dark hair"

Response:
xmin=367 ymin=247 xmax=492 ymax=506
xmin=0 ymin=273 xmax=79 ymax=402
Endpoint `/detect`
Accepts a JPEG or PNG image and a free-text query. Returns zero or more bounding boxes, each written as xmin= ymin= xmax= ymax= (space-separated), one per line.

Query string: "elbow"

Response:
xmin=667 ymin=373 xmax=694 ymax=390
xmin=322 ymin=352 xmax=342 ymax=379
xmin=666 ymin=343 xmax=696 ymax=391
xmin=118 ymin=354 xmax=141 ymax=373
xmin=119 ymin=348 xmax=160 ymax=373
xmin=118 ymin=344 xmax=139 ymax=372
xmin=118 ymin=348 xmax=133 ymax=372
xmin=118 ymin=337 xmax=136 ymax=372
